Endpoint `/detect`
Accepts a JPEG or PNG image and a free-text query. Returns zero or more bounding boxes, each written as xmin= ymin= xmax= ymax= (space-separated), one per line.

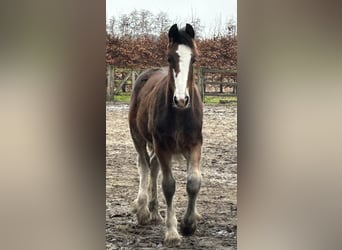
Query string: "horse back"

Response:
xmin=131 ymin=68 xmax=166 ymax=102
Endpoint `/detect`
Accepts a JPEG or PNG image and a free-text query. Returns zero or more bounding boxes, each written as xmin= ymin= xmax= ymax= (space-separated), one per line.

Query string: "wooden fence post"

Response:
xmin=202 ymin=67 xmax=206 ymax=102
xmin=132 ymin=70 xmax=136 ymax=88
xmin=197 ymin=67 xmax=205 ymax=102
xmin=106 ymin=65 xmax=114 ymax=101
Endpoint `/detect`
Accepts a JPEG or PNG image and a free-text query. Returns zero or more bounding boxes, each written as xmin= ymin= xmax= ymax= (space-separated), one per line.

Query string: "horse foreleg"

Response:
xmin=181 ymin=143 xmax=202 ymax=236
xmin=157 ymin=149 xmax=181 ymax=246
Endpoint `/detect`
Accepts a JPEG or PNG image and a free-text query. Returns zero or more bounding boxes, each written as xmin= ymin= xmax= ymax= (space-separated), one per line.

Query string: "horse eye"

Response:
xmin=191 ymin=57 xmax=196 ymax=64
xmin=167 ymin=56 xmax=172 ymax=63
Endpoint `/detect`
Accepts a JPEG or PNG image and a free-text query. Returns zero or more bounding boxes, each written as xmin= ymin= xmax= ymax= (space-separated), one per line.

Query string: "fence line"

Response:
xmin=106 ymin=65 xmax=237 ymax=101
xmin=198 ymin=67 xmax=237 ymax=99
xmin=106 ymin=66 xmax=142 ymax=101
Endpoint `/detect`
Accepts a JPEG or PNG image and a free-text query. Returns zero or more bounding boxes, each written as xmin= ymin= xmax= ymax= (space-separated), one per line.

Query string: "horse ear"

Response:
xmin=185 ymin=23 xmax=195 ymax=39
xmin=168 ymin=24 xmax=178 ymax=42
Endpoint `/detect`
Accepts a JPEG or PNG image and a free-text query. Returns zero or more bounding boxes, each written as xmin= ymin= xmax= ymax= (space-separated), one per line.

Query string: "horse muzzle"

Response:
xmin=173 ymin=95 xmax=190 ymax=109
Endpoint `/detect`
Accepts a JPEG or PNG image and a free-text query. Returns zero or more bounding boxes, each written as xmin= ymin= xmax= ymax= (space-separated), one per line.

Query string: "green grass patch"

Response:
xmin=204 ymin=95 xmax=237 ymax=104
xmin=113 ymin=93 xmax=131 ymax=103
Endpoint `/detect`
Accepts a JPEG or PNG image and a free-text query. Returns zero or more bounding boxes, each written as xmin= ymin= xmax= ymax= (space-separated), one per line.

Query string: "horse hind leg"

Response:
xmin=131 ymin=140 xmax=151 ymax=225
xmin=148 ymin=150 xmax=163 ymax=224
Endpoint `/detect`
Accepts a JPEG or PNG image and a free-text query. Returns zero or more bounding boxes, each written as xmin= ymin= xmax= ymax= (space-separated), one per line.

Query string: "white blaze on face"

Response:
xmin=173 ymin=44 xmax=192 ymax=101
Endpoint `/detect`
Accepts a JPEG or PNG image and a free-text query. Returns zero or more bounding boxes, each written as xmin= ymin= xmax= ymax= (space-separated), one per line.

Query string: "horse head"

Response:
xmin=167 ymin=24 xmax=198 ymax=109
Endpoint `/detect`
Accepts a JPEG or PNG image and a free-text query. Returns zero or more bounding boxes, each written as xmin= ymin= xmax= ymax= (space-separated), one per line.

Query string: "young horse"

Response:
xmin=129 ymin=23 xmax=203 ymax=246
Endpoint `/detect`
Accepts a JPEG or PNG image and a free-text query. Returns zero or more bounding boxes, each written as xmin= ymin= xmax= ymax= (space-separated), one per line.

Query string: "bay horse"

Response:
xmin=128 ymin=23 xmax=203 ymax=246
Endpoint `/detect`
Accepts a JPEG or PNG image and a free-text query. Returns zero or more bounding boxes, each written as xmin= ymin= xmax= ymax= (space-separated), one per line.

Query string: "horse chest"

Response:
xmin=172 ymin=130 xmax=189 ymax=150
xmin=153 ymin=115 xmax=199 ymax=151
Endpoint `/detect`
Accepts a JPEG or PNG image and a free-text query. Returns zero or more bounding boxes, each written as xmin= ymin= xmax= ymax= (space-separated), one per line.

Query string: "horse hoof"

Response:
xmin=180 ymin=220 xmax=197 ymax=236
xmin=164 ymin=230 xmax=181 ymax=247
xmin=137 ymin=207 xmax=151 ymax=225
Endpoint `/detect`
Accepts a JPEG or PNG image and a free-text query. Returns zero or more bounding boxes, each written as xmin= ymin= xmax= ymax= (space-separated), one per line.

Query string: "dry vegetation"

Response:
xmin=106 ymin=34 xmax=237 ymax=70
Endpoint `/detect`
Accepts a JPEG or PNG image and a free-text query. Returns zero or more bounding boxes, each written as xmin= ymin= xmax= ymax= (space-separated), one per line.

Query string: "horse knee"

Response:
xmin=186 ymin=174 xmax=201 ymax=196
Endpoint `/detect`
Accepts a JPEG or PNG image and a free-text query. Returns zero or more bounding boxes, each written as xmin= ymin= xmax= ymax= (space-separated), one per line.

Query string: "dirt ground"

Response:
xmin=106 ymin=102 xmax=237 ymax=249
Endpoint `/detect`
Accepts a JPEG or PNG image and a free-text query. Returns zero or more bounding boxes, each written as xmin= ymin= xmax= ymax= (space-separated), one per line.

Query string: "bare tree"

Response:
xmin=113 ymin=9 xmax=156 ymax=38
xmin=129 ymin=9 xmax=140 ymax=37
xmin=225 ymin=18 xmax=237 ymax=37
xmin=191 ymin=16 xmax=203 ymax=39
xmin=107 ymin=17 xmax=116 ymax=36
xmin=154 ymin=11 xmax=171 ymax=35
xmin=139 ymin=9 xmax=153 ymax=36
xmin=189 ymin=9 xmax=203 ymax=39
xmin=119 ymin=14 xmax=131 ymax=37
xmin=210 ymin=14 xmax=226 ymax=37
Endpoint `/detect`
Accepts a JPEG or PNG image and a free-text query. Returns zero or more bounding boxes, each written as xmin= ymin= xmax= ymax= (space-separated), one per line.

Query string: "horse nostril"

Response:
xmin=184 ymin=96 xmax=189 ymax=105
xmin=173 ymin=96 xmax=178 ymax=105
